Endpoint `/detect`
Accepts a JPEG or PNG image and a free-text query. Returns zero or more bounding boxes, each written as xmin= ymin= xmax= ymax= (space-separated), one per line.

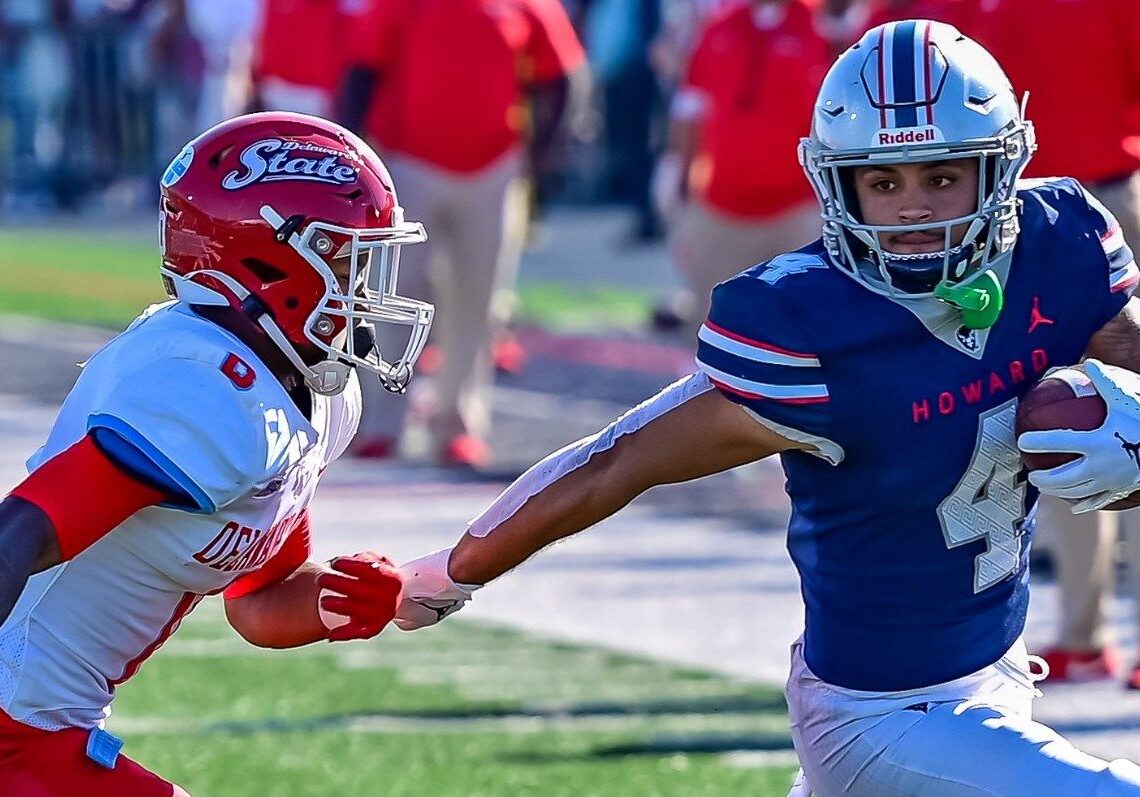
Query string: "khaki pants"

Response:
xmin=668 ymin=198 xmax=821 ymax=334
xmin=1039 ymin=169 xmax=1140 ymax=651
xmin=357 ymin=150 xmax=528 ymax=451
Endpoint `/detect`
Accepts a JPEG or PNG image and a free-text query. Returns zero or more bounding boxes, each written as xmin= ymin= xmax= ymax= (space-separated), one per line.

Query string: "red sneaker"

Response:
xmin=493 ymin=333 xmax=526 ymax=375
xmin=442 ymin=435 xmax=490 ymax=468
xmin=1037 ymin=646 xmax=1120 ymax=683
xmin=417 ymin=337 xmax=525 ymax=376
xmin=351 ymin=437 xmax=397 ymax=460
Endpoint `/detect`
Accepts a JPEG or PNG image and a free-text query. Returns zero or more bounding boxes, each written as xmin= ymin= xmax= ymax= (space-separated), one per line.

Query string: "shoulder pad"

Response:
xmin=84 ymin=355 xmax=271 ymax=513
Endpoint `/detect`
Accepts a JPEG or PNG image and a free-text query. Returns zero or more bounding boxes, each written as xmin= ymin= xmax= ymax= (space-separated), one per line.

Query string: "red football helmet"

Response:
xmin=159 ymin=112 xmax=433 ymax=395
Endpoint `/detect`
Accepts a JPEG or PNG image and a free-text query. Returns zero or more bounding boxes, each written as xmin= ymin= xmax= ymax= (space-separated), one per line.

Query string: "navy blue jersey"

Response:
xmin=695 ymin=178 xmax=1139 ymax=691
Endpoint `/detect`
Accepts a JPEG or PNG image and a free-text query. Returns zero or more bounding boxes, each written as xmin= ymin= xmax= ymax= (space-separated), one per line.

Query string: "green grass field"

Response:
xmin=114 ymin=602 xmax=797 ymax=796
xmin=1 ymin=226 xmax=797 ymax=796
xmin=0 ymin=229 xmax=654 ymax=332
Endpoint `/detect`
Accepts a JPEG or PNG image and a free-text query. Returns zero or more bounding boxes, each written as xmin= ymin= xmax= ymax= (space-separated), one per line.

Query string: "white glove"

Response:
xmin=393 ymin=548 xmax=481 ymax=631
xmin=1018 ymin=359 xmax=1140 ymax=513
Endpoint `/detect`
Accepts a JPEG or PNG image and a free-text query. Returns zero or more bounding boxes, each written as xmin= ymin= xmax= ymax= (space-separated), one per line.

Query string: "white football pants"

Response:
xmin=784 ymin=637 xmax=1140 ymax=796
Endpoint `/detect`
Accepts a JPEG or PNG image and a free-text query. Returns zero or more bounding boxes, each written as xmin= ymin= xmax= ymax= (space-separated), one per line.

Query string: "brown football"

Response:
xmin=1016 ymin=365 xmax=1140 ymax=511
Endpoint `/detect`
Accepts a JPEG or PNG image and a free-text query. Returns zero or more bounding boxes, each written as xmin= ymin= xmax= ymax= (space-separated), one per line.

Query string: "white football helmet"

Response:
xmin=799 ymin=20 xmax=1036 ymax=302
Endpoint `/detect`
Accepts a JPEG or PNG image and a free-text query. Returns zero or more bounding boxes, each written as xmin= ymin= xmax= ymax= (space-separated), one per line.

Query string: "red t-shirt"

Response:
xmin=254 ymin=0 xmax=362 ymax=92
xmin=974 ymin=0 xmax=1140 ymax=183
xmin=348 ymin=0 xmax=584 ymax=173
xmin=864 ymin=0 xmax=977 ymax=31
xmin=682 ymin=0 xmax=830 ymax=219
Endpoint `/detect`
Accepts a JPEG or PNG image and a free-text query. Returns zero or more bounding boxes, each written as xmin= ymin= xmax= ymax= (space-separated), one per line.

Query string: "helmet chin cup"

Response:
xmin=934 ymin=269 xmax=1004 ymax=329
xmin=307 ymin=360 xmax=353 ymax=395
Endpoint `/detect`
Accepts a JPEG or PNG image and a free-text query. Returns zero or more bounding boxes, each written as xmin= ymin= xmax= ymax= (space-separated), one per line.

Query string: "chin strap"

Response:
xmin=934 ymin=269 xmax=1004 ymax=330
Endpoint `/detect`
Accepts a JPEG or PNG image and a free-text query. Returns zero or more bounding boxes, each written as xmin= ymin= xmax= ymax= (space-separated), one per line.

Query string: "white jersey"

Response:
xmin=0 ymin=302 xmax=360 ymax=731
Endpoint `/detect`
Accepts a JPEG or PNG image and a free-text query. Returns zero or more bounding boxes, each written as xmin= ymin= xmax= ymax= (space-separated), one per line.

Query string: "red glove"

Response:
xmin=316 ymin=552 xmax=403 ymax=642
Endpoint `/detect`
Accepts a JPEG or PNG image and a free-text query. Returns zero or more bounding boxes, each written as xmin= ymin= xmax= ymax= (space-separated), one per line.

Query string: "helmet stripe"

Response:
xmin=921 ymin=21 xmax=935 ymax=124
xmin=891 ymin=19 xmax=918 ymax=127
xmin=876 ymin=26 xmax=888 ymax=127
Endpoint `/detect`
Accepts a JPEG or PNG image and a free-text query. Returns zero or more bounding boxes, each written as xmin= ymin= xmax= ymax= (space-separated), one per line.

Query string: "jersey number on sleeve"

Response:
xmin=936 ymin=399 xmax=1029 ymax=593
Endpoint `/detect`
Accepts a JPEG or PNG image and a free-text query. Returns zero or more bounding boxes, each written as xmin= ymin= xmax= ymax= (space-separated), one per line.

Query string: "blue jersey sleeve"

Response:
xmin=1078 ymin=183 xmax=1139 ymax=325
xmin=89 ymin=426 xmax=198 ymax=510
xmin=1025 ymin=177 xmax=1138 ymax=328
xmin=695 ymin=264 xmax=841 ymax=463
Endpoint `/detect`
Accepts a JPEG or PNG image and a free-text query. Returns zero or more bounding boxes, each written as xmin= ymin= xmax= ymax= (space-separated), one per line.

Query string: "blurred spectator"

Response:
xmin=0 ymin=0 xmax=70 ymax=214
xmin=147 ymin=0 xmax=204 ymax=177
xmin=250 ymin=0 xmax=365 ymax=117
xmin=64 ymin=0 xmax=162 ymax=208
xmin=658 ymin=0 xmax=829 ymax=337
xmin=977 ymin=0 xmax=1140 ymax=688
xmin=184 ymin=0 xmax=257 ymax=131
xmin=338 ymin=0 xmax=585 ymax=468
xmin=862 ymin=0 xmax=975 ymax=29
xmin=652 ymin=0 xmax=739 ymax=90
xmin=582 ymin=0 xmax=663 ymax=242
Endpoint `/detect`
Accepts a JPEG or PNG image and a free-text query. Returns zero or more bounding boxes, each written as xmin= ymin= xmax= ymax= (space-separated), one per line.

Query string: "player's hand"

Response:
xmin=1018 ymin=359 xmax=1140 ymax=513
xmin=393 ymin=548 xmax=481 ymax=631
xmin=316 ymin=551 xmax=403 ymax=641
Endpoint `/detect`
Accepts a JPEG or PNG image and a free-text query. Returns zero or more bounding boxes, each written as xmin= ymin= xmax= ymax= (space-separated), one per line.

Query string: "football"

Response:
xmin=1016 ymin=364 xmax=1140 ymax=510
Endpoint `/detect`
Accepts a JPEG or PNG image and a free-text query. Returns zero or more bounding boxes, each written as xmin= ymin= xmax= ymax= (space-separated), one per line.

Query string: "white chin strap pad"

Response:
xmin=307 ymin=361 xmax=352 ymax=395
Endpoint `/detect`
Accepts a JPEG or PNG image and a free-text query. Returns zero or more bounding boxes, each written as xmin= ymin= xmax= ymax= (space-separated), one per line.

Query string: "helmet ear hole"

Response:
xmin=241 ymin=258 xmax=289 ymax=288
xmin=285 ymin=297 xmax=300 ymax=310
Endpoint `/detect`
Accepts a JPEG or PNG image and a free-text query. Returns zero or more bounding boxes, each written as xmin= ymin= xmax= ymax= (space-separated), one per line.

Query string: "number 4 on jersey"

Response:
xmin=937 ymin=399 xmax=1029 ymax=593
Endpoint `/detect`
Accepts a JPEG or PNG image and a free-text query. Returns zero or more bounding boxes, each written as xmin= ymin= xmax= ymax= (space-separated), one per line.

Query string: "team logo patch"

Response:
xmin=221 ymin=353 xmax=256 ymax=389
xmin=161 ymin=145 xmax=194 ymax=188
xmin=955 ymin=326 xmax=979 ymax=352
xmin=221 ymin=138 xmax=359 ymax=191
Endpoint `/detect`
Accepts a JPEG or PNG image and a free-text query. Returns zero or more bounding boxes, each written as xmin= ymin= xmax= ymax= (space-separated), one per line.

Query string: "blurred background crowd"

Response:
xmin=4 ymin=0 xmax=1140 ymax=687
xmin=5 ymin=0 xmax=1134 ymax=225
xmin=2 ymin=0 xmax=1138 ymax=323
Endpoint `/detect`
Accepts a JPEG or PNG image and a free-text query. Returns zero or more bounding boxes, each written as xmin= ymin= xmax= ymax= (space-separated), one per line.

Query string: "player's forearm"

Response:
xmin=224 ymin=560 xmax=327 ymax=649
xmin=449 ymin=444 xmax=637 ymax=584
xmin=448 ymin=377 xmax=787 ymax=584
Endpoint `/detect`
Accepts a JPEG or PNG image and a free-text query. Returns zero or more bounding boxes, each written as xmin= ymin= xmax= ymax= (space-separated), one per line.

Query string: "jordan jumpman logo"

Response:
xmin=1116 ymin=432 xmax=1140 ymax=469
xmin=1028 ymin=297 xmax=1055 ymax=334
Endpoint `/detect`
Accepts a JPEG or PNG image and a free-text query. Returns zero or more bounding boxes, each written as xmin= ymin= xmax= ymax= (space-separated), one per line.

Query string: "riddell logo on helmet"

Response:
xmin=221 ymin=138 xmax=358 ymax=191
xmin=873 ymin=126 xmax=944 ymax=147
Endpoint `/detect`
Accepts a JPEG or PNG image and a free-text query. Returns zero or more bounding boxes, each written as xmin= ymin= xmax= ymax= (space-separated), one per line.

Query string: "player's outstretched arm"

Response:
xmin=225 ymin=550 xmax=403 ymax=647
xmin=450 ymin=387 xmax=796 ymax=583
xmin=395 ymin=375 xmax=802 ymax=629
